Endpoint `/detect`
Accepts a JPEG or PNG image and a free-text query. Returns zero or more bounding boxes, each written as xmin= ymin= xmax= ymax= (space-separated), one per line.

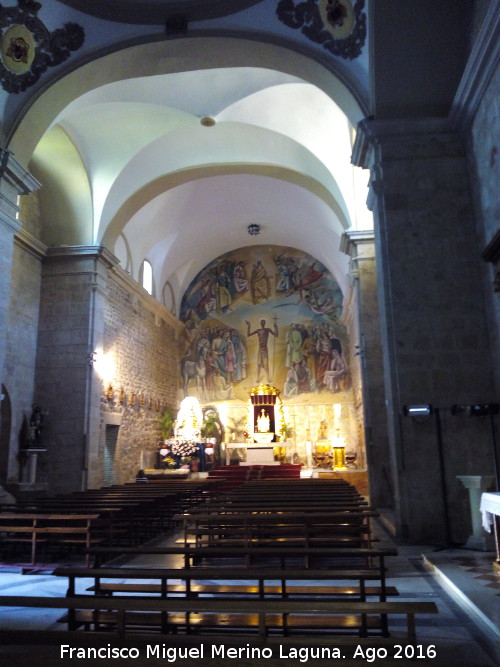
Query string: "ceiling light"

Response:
xmin=200 ymin=117 xmax=216 ymax=127
xmin=248 ymin=224 xmax=260 ymax=236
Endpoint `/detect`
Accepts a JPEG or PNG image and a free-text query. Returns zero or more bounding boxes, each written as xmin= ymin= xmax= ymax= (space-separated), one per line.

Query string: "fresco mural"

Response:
xmin=179 ymin=245 xmax=348 ymax=403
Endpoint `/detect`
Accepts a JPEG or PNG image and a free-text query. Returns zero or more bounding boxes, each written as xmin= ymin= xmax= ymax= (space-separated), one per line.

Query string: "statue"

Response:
xmin=257 ymin=409 xmax=270 ymax=433
xmin=28 ymin=405 xmax=45 ymax=448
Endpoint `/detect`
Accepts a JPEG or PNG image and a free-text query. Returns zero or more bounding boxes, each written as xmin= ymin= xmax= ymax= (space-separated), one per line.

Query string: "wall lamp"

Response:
xmin=403 ymin=404 xmax=433 ymax=417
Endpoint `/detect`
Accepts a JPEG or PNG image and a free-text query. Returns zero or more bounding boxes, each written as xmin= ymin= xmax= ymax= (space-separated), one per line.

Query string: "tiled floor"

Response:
xmin=0 ymin=522 xmax=499 ymax=666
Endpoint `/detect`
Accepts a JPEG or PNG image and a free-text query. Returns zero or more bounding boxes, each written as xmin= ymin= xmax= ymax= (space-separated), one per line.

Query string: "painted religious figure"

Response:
xmin=250 ymin=260 xmax=271 ymax=304
xmin=246 ymin=318 xmax=279 ymax=383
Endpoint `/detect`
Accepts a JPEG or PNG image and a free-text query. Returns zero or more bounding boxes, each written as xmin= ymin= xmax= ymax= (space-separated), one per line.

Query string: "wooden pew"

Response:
xmin=88 ymin=543 xmax=398 ymax=577
xmin=178 ymin=510 xmax=378 ymax=549
xmin=55 ymin=565 xmax=399 ymax=602
xmin=0 ymin=594 xmax=438 ymax=643
xmin=0 ymin=513 xmax=100 ymax=566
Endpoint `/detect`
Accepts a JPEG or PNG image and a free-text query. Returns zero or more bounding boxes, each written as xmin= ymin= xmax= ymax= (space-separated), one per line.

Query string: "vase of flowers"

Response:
xmin=171 ymin=439 xmax=198 ymax=458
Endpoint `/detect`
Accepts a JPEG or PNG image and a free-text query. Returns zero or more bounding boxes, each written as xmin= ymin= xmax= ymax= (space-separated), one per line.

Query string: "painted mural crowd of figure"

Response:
xmin=182 ymin=327 xmax=247 ymax=399
xmin=186 ymin=259 xmax=249 ymax=320
xmin=283 ymin=322 xmax=347 ymax=397
xmin=180 ymin=247 xmax=348 ymax=399
xmin=181 ymin=252 xmax=342 ymax=325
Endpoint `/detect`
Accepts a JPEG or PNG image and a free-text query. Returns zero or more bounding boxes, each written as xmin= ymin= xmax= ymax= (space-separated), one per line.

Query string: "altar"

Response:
xmin=480 ymin=492 xmax=500 ymax=568
xmin=224 ymin=442 xmax=291 ymax=466
xmin=242 ymin=446 xmax=278 ymax=466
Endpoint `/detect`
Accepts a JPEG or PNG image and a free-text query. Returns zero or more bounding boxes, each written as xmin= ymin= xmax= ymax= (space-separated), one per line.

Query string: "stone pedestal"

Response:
xmin=23 ymin=448 xmax=47 ymax=484
xmin=457 ymin=475 xmax=495 ymax=550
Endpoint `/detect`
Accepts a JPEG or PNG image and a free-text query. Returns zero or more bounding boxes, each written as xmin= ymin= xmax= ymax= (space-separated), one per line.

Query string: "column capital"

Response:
xmin=45 ymin=244 xmax=120 ymax=269
xmin=352 ymin=117 xmax=459 ymax=169
xmin=340 ymin=229 xmax=375 ymax=256
xmin=0 ymin=149 xmax=40 ymax=195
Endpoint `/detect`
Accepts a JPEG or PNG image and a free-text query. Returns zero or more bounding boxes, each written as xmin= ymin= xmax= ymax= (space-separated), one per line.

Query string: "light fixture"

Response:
xmin=248 ymin=223 xmax=260 ymax=236
xmin=451 ymin=403 xmax=500 ymax=417
xmin=200 ymin=116 xmax=216 ymax=127
xmin=403 ymin=404 xmax=433 ymax=417
xmin=87 ymin=351 xmax=97 ymax=366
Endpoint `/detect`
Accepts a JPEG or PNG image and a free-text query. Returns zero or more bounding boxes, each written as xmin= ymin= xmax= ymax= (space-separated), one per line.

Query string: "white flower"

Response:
xmin=171 ymin=438 xmax=198 ymax=456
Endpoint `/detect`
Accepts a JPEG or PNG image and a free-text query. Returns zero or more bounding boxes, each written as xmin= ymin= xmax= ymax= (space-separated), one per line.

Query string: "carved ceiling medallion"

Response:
xmin=276 ymin=0 xmax=366 ymax=60
xmin=0 ymin=0 xmax=84 ymax=93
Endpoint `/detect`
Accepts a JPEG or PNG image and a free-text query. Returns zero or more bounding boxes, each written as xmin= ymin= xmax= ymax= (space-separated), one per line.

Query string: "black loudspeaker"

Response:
xmin=451 ymin=403 xmax=500 ymax=416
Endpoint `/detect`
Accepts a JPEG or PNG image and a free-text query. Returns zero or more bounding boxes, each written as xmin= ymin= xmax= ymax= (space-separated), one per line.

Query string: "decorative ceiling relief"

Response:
xmin=276 ymin=0 xmax=366 ymax=60
xmin=0 ymin=0 xmax=84 ymax=93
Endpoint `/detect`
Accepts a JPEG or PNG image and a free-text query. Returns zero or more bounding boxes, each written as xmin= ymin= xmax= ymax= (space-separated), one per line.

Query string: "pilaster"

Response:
xmin=341 ymin=229 xmax=392 ymax=509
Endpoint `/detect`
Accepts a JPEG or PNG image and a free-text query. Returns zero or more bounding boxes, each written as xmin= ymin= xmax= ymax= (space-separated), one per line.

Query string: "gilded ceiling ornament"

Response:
xmin=6 ymin=35 xmax=29 ymax=63
xmin=0 ymin=0 xmax=84 ymax=93
xmin=276 ymin=0 xmax=366 ymax=60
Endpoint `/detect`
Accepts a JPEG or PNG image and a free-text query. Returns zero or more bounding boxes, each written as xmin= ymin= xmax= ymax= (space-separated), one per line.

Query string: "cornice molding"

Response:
xmin=45 ymin=244 xmax=119 ymax=268
xmin=450 ymin=2 xmax=500 ymax=131
xmin=352 ymin=117 xmax=455 ymax=168
xmin=42 ymin=244 xmax=185 ymax=332
xmin=110 ymin=263 xmax=185 ymax=334
xmin=0 ymin=149 xmax=40 ymax=194
xmin=0 ymin=207 xmax=20 ymax=235
xmin=340 ymin=229 xmax=374 ymax=254
xmin=14 ymin=226 xmax=46 ymax=258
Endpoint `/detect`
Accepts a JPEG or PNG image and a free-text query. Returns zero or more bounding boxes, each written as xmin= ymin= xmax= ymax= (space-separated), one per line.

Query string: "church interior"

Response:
xmin=0 ymin=0 xmax=499 ymax=663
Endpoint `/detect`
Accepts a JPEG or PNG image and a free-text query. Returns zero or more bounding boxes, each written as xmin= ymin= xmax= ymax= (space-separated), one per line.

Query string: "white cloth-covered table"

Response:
xmin=480 ymin=492 xmax=500 ymax=532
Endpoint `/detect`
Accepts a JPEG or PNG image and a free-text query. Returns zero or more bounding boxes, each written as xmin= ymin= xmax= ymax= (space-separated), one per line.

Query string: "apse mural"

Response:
xmin=179 ymin=245 xmax=348 ymax=403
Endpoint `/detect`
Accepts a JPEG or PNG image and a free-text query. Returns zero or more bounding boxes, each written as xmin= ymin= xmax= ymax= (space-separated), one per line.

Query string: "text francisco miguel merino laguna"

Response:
xmin=60 ymin=643 xmax=383 ymax=662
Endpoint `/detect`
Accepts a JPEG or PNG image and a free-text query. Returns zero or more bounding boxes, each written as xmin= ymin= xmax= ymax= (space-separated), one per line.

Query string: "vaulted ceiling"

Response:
xmin=5 ymin=0 xmax=474 ymax=318
xmin=10 ymin=26 xmax=370 ymax=315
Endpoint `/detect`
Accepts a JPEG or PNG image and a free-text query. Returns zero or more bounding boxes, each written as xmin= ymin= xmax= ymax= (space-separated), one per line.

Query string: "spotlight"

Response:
xmin=247 ymin=224 xmax=260 ymax=236
xmin=403 ymin=404 xmax=433 ymax=417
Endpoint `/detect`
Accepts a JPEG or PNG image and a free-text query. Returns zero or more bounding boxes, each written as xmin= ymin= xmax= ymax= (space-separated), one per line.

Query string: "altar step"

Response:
xmin=207 ymin=464 xmax=302 ymax=493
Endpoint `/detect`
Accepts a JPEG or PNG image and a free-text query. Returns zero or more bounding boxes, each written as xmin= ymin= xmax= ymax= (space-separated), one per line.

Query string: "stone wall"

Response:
xmin=467 ymin=62 xmax=500 ymax=394
xmin=93 ymin=268 xmax=181 ymax=486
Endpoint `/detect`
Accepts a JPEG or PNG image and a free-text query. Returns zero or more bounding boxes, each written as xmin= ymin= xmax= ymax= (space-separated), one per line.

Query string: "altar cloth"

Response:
xmin=480 ymin=491 xmax=500 ymax=532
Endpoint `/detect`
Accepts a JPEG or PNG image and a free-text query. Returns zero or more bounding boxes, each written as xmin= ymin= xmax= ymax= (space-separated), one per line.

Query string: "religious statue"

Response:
xmin=28 ymin=404 xmax=45 ymax=448
xmin=256 ymin=409 xmax=271 ymax=433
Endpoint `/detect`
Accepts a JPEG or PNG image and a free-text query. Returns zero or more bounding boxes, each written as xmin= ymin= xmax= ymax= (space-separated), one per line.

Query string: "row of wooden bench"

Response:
xmin=0 ymin=476 xmax=440 ymax=648
xmin=0 ymin=478 xmax=222 ymax=566
xmin=0 ymin=566 xmax=437 ymax=643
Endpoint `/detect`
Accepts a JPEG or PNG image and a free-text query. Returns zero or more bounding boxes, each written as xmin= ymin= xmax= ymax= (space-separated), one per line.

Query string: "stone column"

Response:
xmin=35 ymin=246 xmax=119 ymax=494
xmin=341 ymin=230 xmax=392 ymax=509
xmin=352 ymin=118 xmax=496 ymax=545
xmin=457 ymin=475 xmax=495 ymax=550
xmin=0 ymin=150 xmax=40 ymax=392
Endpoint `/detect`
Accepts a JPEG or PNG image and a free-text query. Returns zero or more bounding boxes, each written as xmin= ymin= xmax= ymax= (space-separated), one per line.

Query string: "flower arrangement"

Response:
xmin=163 ymin=456 xmax=177 ymax=469
xmin=170 ymin=439 xmax=198 ymax=457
